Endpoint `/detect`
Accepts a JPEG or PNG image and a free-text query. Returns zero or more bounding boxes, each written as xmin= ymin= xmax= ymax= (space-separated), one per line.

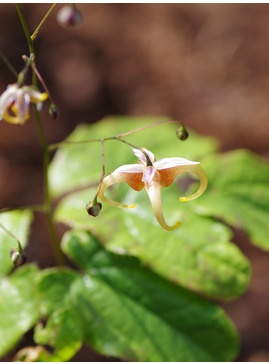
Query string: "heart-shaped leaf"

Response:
xmin=38 ymin=229 xmax=239 ymax=362
xmin=55 ymin=187 xmax=250 ymax=299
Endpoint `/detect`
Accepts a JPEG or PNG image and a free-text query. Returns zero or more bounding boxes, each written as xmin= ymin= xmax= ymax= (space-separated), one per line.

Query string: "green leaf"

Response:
xmin=0 ymin=209 xmax=33 ymax=277
xmin=38 ymin=229 xmax=239 ymax=362
xmin=0 ymin=264 xmax=40 ymax=358
xmin=34 ymin=308 xmax=83 ymax=362
xmin=55 ymin=188 xmax=250 ymax=299
xmin=49 ymin=116 xmax=218 ymax=197
xmin=192 ymin=150 xmax=269 ymax=251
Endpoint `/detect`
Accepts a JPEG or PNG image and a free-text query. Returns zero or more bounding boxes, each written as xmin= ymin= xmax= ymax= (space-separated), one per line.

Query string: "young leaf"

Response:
xmin=192 ymin=150 xmax=269 ymax=251
xmin=0 ymin=209 xmax=32 ymax=277
xmin=0 ymin=264 xmax=40 ymax=357
xmin=55 ymin=188 xmax=250 ymax=299
xmin=38 ymin=229 xmax=239 ymax=362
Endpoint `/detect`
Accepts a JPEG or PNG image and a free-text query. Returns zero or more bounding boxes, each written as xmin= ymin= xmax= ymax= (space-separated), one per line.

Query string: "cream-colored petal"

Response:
xmin=98 ymin=171 xmax=144 ymax=209
xmin=178 ymin=165 xmax=208 ymax=201
xmin=158 ymin=164 xmax=207 ymax=201
xmin=144 ymin=169 xmax=181 ymax=231
xmin=0 ymin=84 xmax=17 ymax=119
xmin=132 ymin=148 xmax=155 ymax=165
xmin=15 ymin=89 xmax=30 ymax=123
xmin=142 ymin=166 xmax=156 ymax=183
xmin=2 ymin=110 xmax=27 ymax=124
xmin=114 ymin=164 xmax=145 ymax=174
xmin=154 ymin=157 xmax=199 ymax=170
xmin=158 ymin=163 xmax=207 ymax=192
xmin=28 ymin=89 xmax=48 ymax=102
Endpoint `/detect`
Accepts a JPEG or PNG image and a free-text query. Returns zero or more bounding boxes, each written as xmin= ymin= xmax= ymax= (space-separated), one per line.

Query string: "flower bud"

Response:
xmin=176 ymin=125 xmax=189 ymax=141
xmin=57 ymin=5 xmax=83 ymax=27
xmin=10 ymin=248 xmax=27 ymax=267
xmin=49 ymin=104 xmax=59 ymax=120
xmin=86 ymin=201 xmax=102 ymax=217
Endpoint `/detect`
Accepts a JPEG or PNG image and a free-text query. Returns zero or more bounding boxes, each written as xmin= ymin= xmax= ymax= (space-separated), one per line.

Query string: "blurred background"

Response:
xmin=0 ymin=3 xmax=269 ymax=361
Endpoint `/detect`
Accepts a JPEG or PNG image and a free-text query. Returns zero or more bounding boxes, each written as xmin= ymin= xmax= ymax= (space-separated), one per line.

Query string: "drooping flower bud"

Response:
xmin=10 ymin=248 xmax=27 ymax=267
xmin=57 ymin=5 xmax=83 ymax=28
xmin=176 ymin=125 xmax=189 ymax=141
xmin=86 ymin=201 xmax=102 ymax=217
xmin=49 ymin=104 xmax=59 ymax=120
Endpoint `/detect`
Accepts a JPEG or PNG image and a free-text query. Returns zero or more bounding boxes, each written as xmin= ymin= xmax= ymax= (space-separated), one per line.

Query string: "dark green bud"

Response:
xmin=49 ymin=104 xmax=59 ymax=120
xmin=86 ymin=201 xmax=102 ymax=217
xmin=10 ymin=248 xmax=27 ymax=267
xmin=176 ymin=125 xmax=189 ymax=141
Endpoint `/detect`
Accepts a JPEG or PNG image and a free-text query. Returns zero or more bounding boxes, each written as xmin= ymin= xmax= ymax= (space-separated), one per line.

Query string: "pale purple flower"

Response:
xmin=0 ymin=84 xmax=47 ymax=125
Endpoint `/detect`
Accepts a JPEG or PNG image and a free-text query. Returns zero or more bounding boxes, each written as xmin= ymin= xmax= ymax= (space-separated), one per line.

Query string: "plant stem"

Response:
xmin=0 ymin=222 xmax=21 ymax=248
xmin=92 ymin=139 xmax=105 ymax=200
xmin=48 ymin=119 xmax=184 ymax=151
xmin=16 ymin=3 xmax=64 ymax=265
xmin=0 ymin=51 xmax=18 ymax=78
xmin=16 ymin=4 xmax=34 ymax=55
xmin=30 ymin=62 xmax=54 ymax=103
xmin=31 ymin=4 xmax=57 ymax=41
xmin=115 ymin=119 xmax=182 ymax=138
xmin=33 ymin=106 xmax=65 ymax=266
xmin=0 ymin=204 xmax=45 ymax=214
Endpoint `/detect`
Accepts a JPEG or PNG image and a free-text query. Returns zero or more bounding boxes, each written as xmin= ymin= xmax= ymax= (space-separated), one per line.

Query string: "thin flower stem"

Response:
xmin=96 ymin=139 xmax=105 ymax=195
xmin=18 ymin=55 xmax=34 ymax=86
xmin=0 ymin=51 xmax=18 ymax=78
xmin=92 ymin=139 xmax=105 ymax=201
xmin=115 ymin=119 xmax=182 ymax=138
xmin=49 ymin=138 xmax=101 ymax=151
xmin=111 ymin=137 xmax=153 ymax=166
xmin=16 ymin=3 xmax=65 ymax=266
xmin=49 ymin=136 xmax=152 ymax=166
xmin=31 ymin=4 xmax=57 ymax=41
xmin=0 ymin=204 xmax=46 ymax=214
xmin=30 ymin=62 xmax=55 ymax=103
xmin=0 ymin=222 xmax=23 ymax=252
xmin=48 ymin=119 xmax=184 ymax=151
xmin=33 ymin=106 xmax=65 ymax=266
xmin=48 ymin=120 xmax=185 ymax=167
xmin=16 ymin=4 xmax=34 ymax=55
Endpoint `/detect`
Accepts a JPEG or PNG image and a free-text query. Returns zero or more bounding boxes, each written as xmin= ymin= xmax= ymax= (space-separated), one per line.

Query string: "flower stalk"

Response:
xmin=16 ymin=4 xmax=64 ymax=265
xmin=33 ymin=106 xmax=65 ymax=265
xmin=0 ymin=222 xmax=27 ymax=266
xmin=31 ymin=4 xmax=57 ymax=41
xmin=0 ymin=51 xmax=18 ymax=78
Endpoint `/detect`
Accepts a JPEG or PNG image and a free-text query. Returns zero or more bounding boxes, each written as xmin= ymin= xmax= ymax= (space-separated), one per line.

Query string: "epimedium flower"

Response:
xmin=98 ymin=148 xmax=208 ymax=231
xmin=0 ymin=83 xmax=48 ymax=125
